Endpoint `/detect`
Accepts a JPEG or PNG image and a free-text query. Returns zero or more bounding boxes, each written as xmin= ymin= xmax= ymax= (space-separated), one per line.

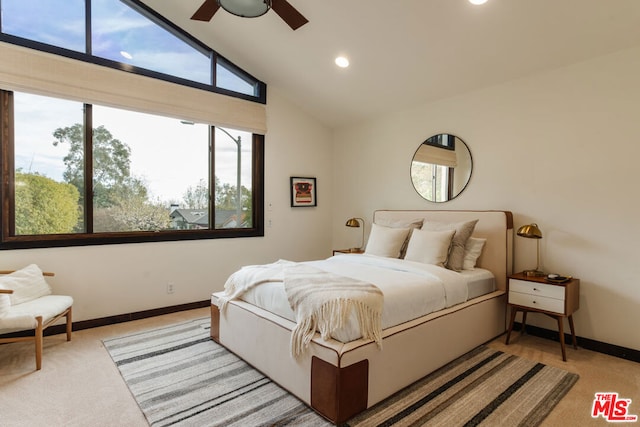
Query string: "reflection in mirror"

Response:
xmin=411 ymin=134 xmax=472 ymax=202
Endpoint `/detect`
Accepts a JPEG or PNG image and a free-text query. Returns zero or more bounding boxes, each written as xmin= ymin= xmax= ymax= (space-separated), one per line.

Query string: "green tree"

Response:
xmin=214 ymin=179 xmax=250 ymax=211
xmin=53 ymin=123 xmax=147 ymax=208
xmin=97 ymin=196 xmax=170 ymax=232
xmin=183 ymin=179 xmax=209 ymax=209
xmin=15 ymin=171 xmax=80 ymax=234
xmin=214 ymin=178 xmax=252 ymax=227
xmin=53 ymin=123 xmax=171 ymax=232
xmin=181 ymin=177 xmax=252 ymax=227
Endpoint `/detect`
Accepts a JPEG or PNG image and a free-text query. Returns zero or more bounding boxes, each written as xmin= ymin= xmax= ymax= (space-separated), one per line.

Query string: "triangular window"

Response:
xmin=0 ymin=0 xmax=265 ymax=102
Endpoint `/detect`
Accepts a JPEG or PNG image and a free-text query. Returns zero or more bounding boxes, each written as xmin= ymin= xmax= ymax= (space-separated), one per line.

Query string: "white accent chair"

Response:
xmin=0 ymin=265 xmax=73 ymax=370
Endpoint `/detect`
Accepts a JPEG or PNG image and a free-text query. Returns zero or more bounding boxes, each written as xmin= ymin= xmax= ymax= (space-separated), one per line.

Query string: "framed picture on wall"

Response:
xmin=290 ymin=177 xmax=317 ymax=207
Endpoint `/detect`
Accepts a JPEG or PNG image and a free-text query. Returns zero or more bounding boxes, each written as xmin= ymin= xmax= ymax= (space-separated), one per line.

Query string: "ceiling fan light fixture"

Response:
xmin=218 ymin=0 xmax=271 ymax=18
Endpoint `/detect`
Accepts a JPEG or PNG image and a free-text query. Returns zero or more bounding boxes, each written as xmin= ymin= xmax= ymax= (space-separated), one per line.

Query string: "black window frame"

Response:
xmin=0 ymin=90 xmax=265 ymax=250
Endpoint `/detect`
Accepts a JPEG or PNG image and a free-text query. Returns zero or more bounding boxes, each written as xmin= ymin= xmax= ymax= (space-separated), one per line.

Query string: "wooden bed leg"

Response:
xmin=210 ymin=303 xmax=220 ymax=342
xmin=311 ymin=356 xmax=368 ymax=424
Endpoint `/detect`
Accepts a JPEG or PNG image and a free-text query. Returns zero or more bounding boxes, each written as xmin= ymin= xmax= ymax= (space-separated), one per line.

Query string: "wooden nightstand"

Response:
xmin=332 ymin=248 xmax=364 ymax=256
xmin=505 ymin=272 xmax=580 ymax=361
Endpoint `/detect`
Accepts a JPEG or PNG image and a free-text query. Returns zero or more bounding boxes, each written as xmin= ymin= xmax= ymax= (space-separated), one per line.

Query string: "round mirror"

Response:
xmin=410 ymin=134 xmax=473 ymax=202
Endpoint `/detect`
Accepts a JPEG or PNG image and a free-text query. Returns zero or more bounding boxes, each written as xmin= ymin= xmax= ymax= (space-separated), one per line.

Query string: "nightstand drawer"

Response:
xmin=508 ymin=291 xmax=564 ymax=314
xmin=510 ymin=279 xmax=565 ymax=300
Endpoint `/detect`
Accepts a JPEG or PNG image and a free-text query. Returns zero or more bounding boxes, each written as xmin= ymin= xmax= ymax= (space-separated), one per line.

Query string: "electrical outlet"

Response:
xmin=166 ymin=282 xmax=175 ymax=294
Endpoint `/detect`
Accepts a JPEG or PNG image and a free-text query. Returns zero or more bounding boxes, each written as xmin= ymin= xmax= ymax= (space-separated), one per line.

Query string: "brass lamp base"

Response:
xmin=524 ymin=269 xmax=546 ymax=277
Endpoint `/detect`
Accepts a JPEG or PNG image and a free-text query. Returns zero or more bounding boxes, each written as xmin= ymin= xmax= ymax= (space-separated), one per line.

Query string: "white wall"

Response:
xmin=2 ymin=87 xmax=334 ymax=322
xmin=332 ymin=46 xmax=640 ymax=352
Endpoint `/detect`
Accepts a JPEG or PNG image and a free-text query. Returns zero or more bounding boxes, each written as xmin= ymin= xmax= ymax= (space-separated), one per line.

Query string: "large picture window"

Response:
xmin=1 ymin=90 xmax=264 ymax=249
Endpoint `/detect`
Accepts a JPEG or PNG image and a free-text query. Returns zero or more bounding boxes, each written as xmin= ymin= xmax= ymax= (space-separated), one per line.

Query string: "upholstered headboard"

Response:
xmin=372 ymin=210 xmax=513 ymax=292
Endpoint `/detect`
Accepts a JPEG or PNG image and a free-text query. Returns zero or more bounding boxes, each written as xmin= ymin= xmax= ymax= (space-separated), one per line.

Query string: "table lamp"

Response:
xmin=345 ymin=217 xmax=365 ymax=251
xmin=517 ymin=223 xmax=544 ymax=276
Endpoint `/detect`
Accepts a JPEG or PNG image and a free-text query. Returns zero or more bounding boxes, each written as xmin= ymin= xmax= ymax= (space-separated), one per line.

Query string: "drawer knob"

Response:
xmin=533 ymin=288 xmax=539 ymax=291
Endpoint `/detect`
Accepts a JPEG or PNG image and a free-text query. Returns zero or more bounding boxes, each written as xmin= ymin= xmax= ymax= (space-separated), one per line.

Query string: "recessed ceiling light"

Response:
xmin=469 ymin=0 xmax=488 ymax=4
xmin=120 ymin=51 xmax=133 ymax=60
xmin=335 ymin=56 xmax=350 ymax=68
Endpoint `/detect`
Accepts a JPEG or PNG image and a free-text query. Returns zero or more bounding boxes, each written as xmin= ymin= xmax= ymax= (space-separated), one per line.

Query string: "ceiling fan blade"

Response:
xmin=191 ymin=0 xmax=220 ymax=21
xmin=271 ymin=0 xmax=309 ymax=30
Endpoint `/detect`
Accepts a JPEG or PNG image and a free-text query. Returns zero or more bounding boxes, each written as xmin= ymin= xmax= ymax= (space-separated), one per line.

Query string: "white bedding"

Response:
xmin=239 ymin=254 xmax=495 ymax=343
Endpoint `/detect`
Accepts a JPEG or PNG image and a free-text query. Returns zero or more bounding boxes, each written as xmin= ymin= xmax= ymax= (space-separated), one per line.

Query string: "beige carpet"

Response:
xmin=1 ymin=307 xmax=638 ymax=426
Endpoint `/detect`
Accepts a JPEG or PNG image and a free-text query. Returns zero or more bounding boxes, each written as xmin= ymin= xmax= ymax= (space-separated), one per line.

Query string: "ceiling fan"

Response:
xmin=191 ymin=0 xmax=309 ymax=30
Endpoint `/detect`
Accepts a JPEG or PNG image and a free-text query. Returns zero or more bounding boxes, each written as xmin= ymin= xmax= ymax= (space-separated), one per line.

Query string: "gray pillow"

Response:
xmin=422 ymin=219 xmax=478 ymax=271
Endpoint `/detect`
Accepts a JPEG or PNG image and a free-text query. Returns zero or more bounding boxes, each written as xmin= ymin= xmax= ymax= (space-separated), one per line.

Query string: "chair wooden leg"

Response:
xmin=35 ymin=316 xmax=43 ymax=370
xmin=66 ymin=306 xmax=73 ymax=341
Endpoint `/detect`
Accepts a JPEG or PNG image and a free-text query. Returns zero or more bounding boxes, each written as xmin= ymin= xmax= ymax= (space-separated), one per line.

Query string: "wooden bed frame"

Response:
xmin=210 ymin=210 xmax=513 ymax=424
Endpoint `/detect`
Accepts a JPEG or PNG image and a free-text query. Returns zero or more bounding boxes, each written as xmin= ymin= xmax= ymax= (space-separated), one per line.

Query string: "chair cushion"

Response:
xmin=0 ymin=295 xmax=73 ymax=333
xmin=0 ymin=264 xmax=52 ymax=305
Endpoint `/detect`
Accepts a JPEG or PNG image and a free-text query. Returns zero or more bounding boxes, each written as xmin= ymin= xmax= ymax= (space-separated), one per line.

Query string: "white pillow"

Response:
xmin=0 ymin=264 xmax=52 ymax=306
xmin=375 ymin=218 xmax=424 ymax=258
xmin=463 ymin=237 xmax=487 ymax=270
xmin=365 ymin=224 xmax=411 ymax=258
xmin=0 ymin=291 xmax=10 ymax=317
xmin=404 ymin=228 xmax=456 ymax=267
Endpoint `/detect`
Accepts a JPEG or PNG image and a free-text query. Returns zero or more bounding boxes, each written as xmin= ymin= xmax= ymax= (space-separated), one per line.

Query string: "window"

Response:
xmin=91 ymin=0 xmax=212 ymax=85
xmin=0 ymin=0 xmax=266 ymax=103
xmin=216 ymin=57 xmax=260 ymax=97
xmin=1 ymin=90 xmax=264 ymax=248
xmin=1 ymin=0 xmax=86 ymax=53
xmin=13 ymin=93 xmax=85 ymax=235
xmin=410 ymin=162 xmax=450 ymax=202
xmin=213 ymin=127 xmax=254 ymax=229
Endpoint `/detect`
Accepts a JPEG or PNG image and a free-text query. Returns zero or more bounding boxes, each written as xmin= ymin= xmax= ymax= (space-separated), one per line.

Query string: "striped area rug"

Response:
xmin=103 ymin=317 xmax=578 ymax=427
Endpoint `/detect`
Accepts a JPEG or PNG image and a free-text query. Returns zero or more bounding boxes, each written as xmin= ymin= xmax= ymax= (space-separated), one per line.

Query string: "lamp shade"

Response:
xmin=345 ymin=218 xmax=361 ymax=228
xmin=218 ymin=0 xmax=270 ymax=18
xmin=517 ymin=223 xmax=542 ymax=239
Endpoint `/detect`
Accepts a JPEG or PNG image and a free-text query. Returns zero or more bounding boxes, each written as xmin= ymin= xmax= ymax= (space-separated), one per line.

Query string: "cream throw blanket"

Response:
xmin=219 ymin=260 xmax=383 ymax=358
xmin=218 ymin=260 xmax=291 ymax=312
xmin=284 ymin=263 xmax=383 ymax=358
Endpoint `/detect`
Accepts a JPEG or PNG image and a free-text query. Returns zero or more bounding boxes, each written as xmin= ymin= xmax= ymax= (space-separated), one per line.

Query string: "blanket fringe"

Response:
xmin=290 ymin=298 xmax=382 ymax=358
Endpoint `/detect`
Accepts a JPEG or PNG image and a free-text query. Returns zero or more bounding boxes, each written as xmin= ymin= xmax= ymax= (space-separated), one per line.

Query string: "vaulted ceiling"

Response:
xmin=141 ymin=0 xmax=640 ymax=128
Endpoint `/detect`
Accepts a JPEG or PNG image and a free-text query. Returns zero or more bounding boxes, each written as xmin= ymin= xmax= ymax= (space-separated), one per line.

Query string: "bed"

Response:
xmin=210 ymin=210 xmax=513 ymax=423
